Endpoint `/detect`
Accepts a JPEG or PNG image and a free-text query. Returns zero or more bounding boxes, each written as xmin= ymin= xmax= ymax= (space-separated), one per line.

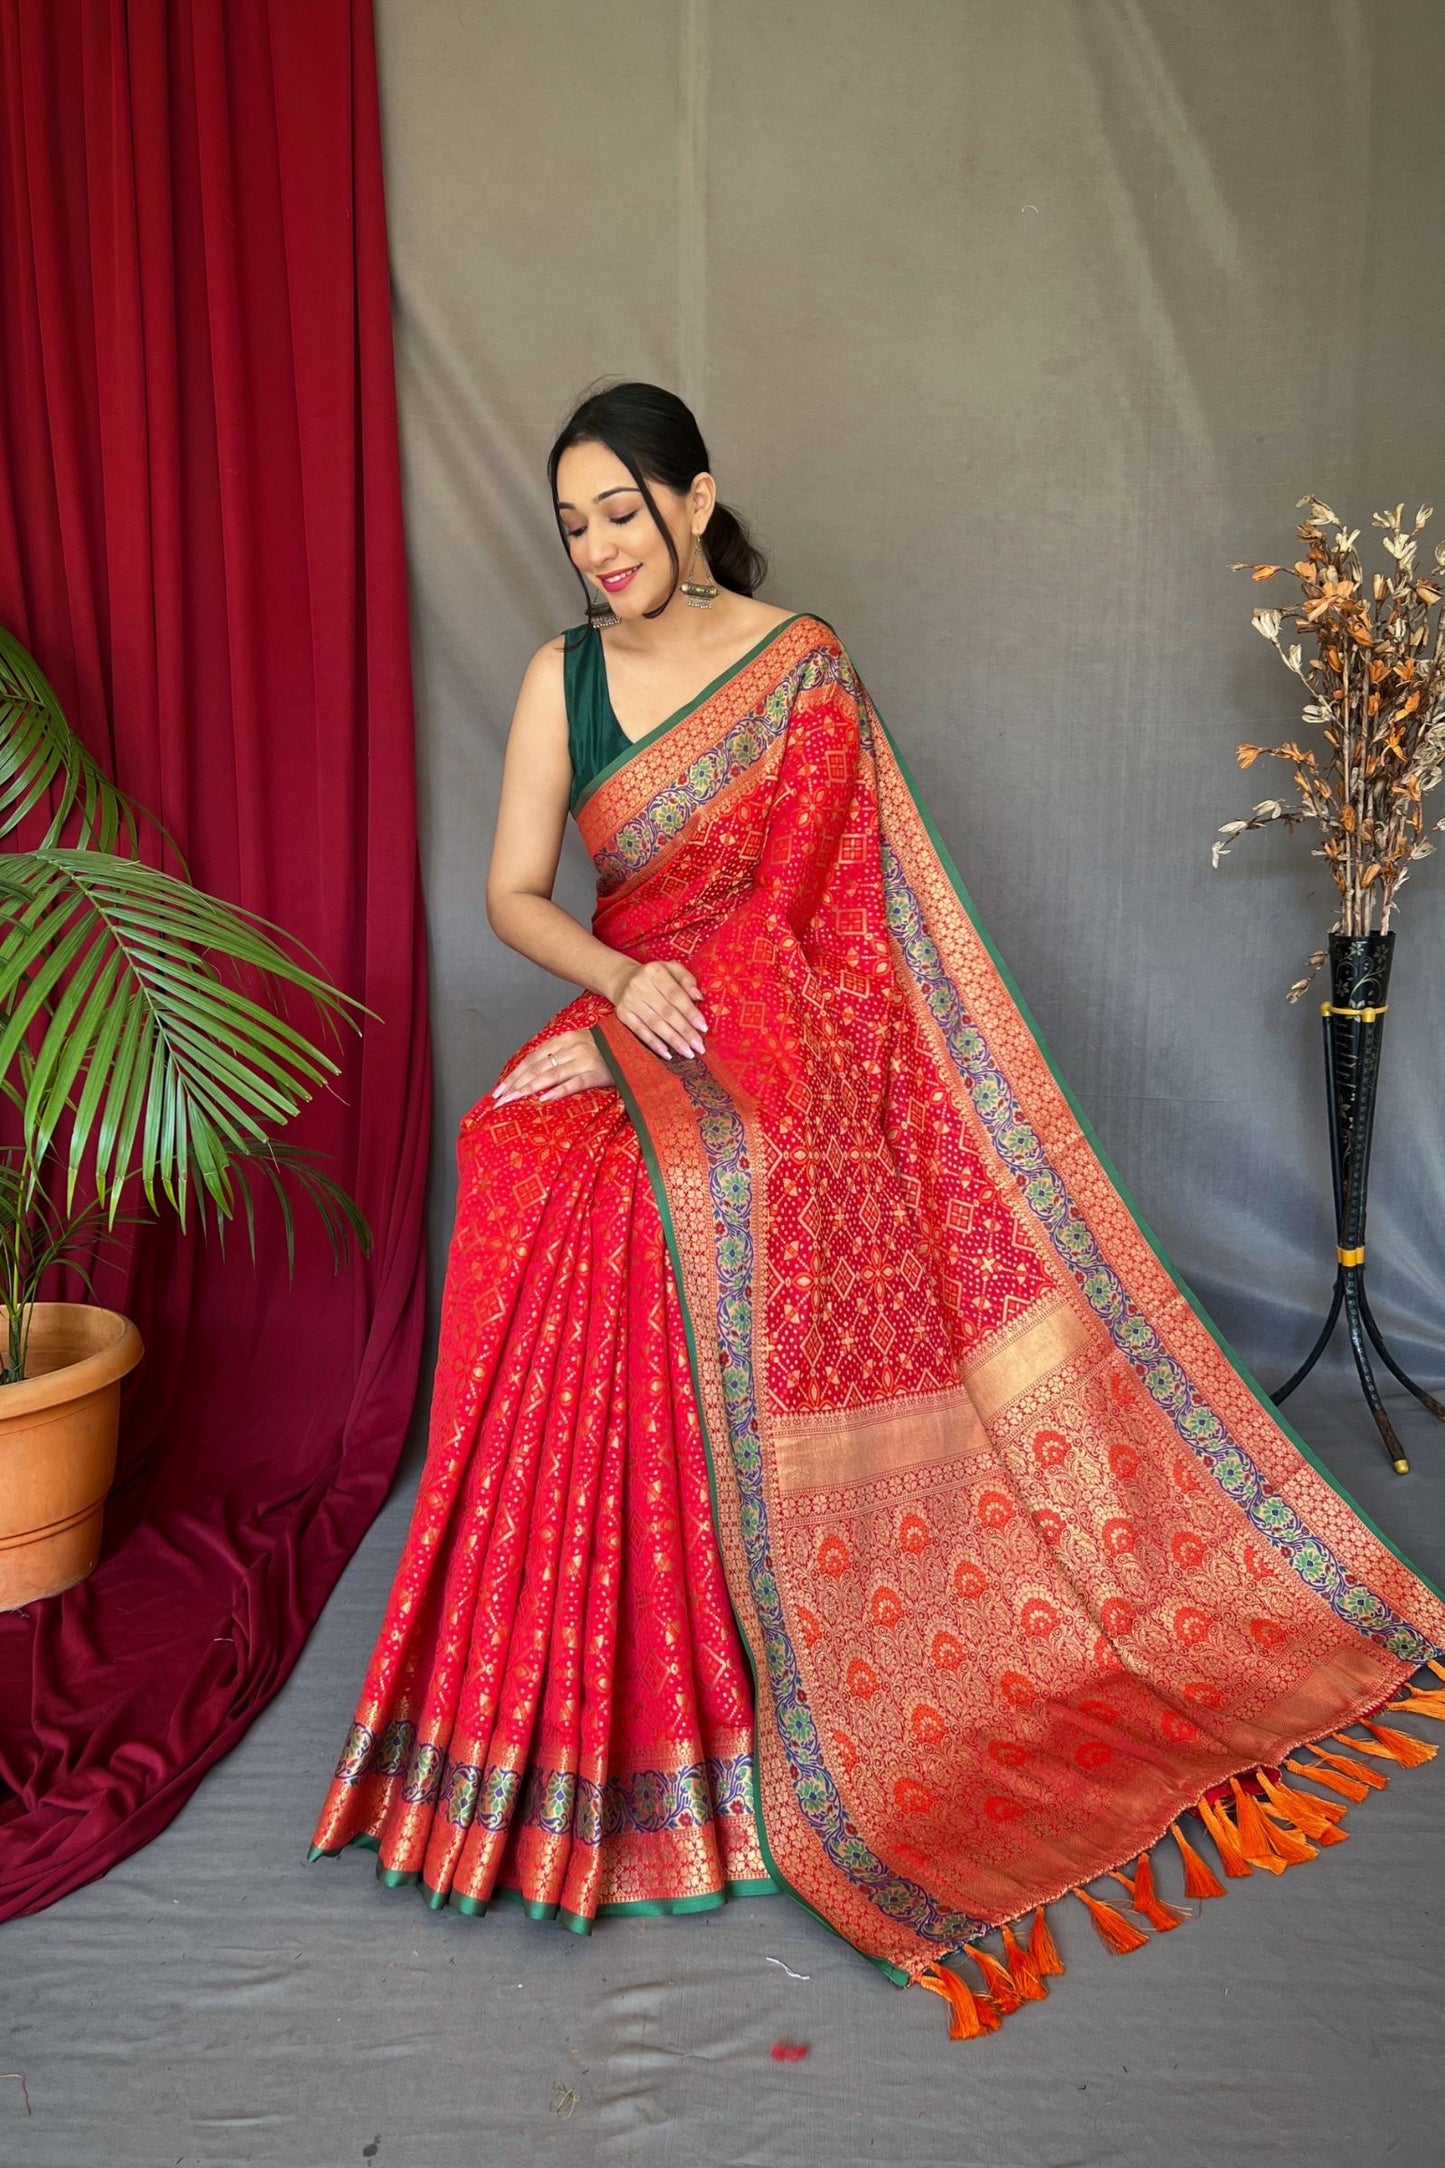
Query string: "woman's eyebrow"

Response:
xmin=556 ymin=485 xmax=639 ymax=510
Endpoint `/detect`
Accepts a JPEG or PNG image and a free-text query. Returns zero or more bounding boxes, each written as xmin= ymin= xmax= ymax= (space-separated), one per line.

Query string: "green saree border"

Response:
xmin=593 ymin=1024 xmax=913 ymax=1991
xmin=574 ymin=611 xmax=809 ymax=815
xmin=490 ymin=1879 xmax=780 ymax=1933
xmin=867 ymin=696 xmax=1445 ymax=1611
xmin=307 ymin=1829 xmax=778 ymax=1932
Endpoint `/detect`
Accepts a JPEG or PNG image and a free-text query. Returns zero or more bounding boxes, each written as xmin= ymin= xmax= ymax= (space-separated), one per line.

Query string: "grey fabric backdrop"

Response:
xmin=382 ymin=0 xmax=1445 ymax=1416
xmin=6 ymin=7 xmax=1445 ymax=2165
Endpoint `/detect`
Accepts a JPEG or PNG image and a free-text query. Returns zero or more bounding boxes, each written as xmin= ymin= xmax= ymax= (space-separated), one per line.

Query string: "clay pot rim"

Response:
xmin=0 ymin=1301 xmax=144 ymax=1421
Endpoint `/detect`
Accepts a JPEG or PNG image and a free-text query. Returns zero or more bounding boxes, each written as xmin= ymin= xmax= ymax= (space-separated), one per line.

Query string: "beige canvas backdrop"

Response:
xmin=374 ymin=0 xmax=1445 ymax=1445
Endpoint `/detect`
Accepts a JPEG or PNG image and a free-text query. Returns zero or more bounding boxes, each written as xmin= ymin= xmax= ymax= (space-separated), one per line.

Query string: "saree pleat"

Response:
xmin=310 ymin=1051 xmax=766 ymax=1920
xmin=315 ymin=610 xmax=1445 ymax=2035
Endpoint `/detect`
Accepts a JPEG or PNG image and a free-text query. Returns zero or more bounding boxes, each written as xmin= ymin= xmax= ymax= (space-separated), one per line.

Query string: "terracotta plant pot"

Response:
xmin=0 ymin=1300 xmax=144 ymax=1610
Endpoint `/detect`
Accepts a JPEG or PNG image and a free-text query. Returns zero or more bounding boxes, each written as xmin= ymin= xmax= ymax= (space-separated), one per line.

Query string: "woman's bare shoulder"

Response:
xmin=758 ymin=601 xmax=839 ymax=634
xmin=519 ymin=629 xmax=578 ymax=692
xmin=744 ymin=601 xmax=803 ymax=634
xmin=507 ymin=632 xmax=572 ymax=742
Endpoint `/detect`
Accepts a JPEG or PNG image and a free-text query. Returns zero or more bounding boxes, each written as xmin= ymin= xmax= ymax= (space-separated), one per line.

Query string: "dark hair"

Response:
xmin=547 ymin=379 xmax=768 ymax=646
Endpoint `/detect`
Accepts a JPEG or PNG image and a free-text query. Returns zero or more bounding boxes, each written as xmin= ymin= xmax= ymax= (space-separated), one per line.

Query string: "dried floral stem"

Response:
xmin=1217 ymin=496 xmax=1445 ymax=997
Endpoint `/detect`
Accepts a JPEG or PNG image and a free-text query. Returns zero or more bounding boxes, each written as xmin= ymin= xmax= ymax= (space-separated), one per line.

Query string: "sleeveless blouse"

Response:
xmin=562 ymin=621 xmax=632 ymax=816
xmin=561 ymin=611 xmax=815 ymax=816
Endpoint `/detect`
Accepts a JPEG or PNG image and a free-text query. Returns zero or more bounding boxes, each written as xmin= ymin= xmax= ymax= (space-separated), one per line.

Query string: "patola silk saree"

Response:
xmin=311 ymin=613 xmax=1445 ymax=2036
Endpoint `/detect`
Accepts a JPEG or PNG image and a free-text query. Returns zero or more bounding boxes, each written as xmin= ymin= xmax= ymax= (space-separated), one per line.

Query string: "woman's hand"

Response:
xmin=489 ymin=960 xmax=708 ymax=1109
xmin=611 ymin=959 xmax=708 ymax=1062
xmin=492 ymin=1027 xmax=614 ymax=1105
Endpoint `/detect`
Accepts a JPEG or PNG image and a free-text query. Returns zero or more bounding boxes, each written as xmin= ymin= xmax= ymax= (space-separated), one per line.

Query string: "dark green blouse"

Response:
xmin=561 ymin=611 xmax=816 ymax=816
xmin=562 ymin=621 xmax=631 ymax=816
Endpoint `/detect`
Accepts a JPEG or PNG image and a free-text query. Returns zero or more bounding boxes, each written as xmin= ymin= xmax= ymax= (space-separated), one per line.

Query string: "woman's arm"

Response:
xmin=485 ymin=638 xmax=708 ymax=1064
xmin=485 ymin=638 xmax=632 ymax=1002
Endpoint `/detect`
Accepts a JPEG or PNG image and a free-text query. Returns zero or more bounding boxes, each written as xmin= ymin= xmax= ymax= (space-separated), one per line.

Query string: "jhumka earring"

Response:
xmin=585 ymin=586 xmax=619 ymax=630
xmin=680 ymin=533 xmax=719 ymax=609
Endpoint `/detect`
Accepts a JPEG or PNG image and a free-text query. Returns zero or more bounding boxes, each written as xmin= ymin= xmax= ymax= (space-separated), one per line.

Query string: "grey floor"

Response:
xmin=3 ymin=1371 xmax=1444 ymax=2168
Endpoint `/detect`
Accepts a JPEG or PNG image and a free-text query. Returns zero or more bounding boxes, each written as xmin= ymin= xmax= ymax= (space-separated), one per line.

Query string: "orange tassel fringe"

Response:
xmin=1340 ymin=1722 xmax=1438 ymax=1769
xmin=1387 ymin=1682 xmax=1445 ymax=1719
xmin=1227 ymin=1776 xmax=1289 ymax=1870
xmin=1255 ymin=1767 xmax=1347 ymax=1835
xmin=1256 ymin=1782 xmax=1348 ymax=1851
xmin=917 ymin=1963 xmax=1000 ymax=2040
xmin=964 ymin=1943 xmax=1023 ymax=2016
xmin=1000 ymin=1920 xmax=1050 ymax=2000
xmin=1195 ymin=1790 xmax=1256 ymax=1877
xmin=1171 ymin=1817 xmax=1226 ymax=1898
xmin=1108 ymin=1850 xmax=1189 ymax=1930
xmin=1308 ymin=1743 xmax=1390 ymax=1791
xmin=1029 ymin=1905 xmax=1066 ymax=1978
xmin=917 ymin=1679 xmax=1443 ymax=2041
xmin=1285 ymin=1753 xmax=1370 ymax=1802
xmin=1231 ymin=1775 xmax=1318 ymax=1867
xmin=1073 ymin=1887 xmax=1151 ymax=1953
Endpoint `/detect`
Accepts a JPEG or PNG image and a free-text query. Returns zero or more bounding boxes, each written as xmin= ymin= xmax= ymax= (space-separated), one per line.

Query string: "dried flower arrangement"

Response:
xmin=1214 ymin=496 xmax=1445 ymax=998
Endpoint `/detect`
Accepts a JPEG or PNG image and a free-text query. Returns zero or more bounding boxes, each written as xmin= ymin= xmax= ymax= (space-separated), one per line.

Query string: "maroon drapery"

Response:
xmin=0 ymin=0 xmax=430 ymax=1917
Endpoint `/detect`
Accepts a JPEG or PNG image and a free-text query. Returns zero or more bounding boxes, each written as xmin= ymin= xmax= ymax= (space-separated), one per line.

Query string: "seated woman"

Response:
xmin=310 ymin=379 xmax=1445 ymax=2041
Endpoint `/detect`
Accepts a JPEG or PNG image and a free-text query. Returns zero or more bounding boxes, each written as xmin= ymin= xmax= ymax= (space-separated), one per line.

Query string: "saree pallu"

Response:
xmin=312 ymin=613 xmax=1445 ymax=2035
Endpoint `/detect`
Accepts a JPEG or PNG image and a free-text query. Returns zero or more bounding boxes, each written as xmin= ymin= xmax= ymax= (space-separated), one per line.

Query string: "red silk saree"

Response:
xmin=311 ymin=612 xmax=1445 ymax=2036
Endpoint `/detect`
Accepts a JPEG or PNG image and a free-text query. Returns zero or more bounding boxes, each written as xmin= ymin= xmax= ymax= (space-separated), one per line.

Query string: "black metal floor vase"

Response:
xmin=1271 ymin=929 xmax=1445 ymax=1473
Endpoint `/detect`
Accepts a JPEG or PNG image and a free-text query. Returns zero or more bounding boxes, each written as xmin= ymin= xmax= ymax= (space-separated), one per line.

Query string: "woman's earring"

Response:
xmin=680 ymin=534 xmax=718 ymax=609
xmin=586 ymin=586 xmax=619 ymax=630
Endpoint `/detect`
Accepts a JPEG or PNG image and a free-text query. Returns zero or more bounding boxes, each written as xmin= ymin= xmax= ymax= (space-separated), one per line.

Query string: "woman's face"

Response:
xmin=555 ymin=439 xmax=714 ymax=621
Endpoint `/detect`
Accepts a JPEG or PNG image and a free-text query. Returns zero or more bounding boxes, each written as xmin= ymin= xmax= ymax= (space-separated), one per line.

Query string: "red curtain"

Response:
xmin=0 ymin=0 xmax=430 ymax=1917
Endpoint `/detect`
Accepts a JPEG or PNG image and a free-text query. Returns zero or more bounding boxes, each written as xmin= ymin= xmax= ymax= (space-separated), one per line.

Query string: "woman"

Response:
xmin=310 ymin=381 xmax=1445 ymax=2039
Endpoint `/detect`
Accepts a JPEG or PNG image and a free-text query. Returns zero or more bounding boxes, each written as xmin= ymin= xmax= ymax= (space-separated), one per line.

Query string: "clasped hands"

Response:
xmin=491 ymin=958 xmax=708 ymax=1105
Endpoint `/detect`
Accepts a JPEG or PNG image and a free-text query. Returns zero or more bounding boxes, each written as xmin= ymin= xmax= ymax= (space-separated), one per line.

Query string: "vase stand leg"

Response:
xmin=1271 ymin=1265 xmax=1437 ymax=1473
xmin=1271 ymin=1269 xmax=1345 ymax=1405
xmin=1339 ymin=1268 xmax=1411 ymax=1474
xmin=1355 ymin=1278 xmax=1445 ymax=1423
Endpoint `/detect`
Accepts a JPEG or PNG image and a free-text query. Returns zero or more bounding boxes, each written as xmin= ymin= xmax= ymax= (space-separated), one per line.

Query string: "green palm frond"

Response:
xmin=0 ymin=1034 xmax=35 ymax=1121
xmin=0 ymin=624 xmax=379 ymax=1328
xmin=212 ymin=1139 xmax=373 ymax=1273
xmin=0 ymin=848 xmax=380 ymax=1230
xmin=0 ymin=624 xmax=186 ymax=868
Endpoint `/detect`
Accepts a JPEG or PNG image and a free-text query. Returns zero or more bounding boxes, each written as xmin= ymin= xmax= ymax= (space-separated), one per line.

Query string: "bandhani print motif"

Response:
xmin=308 ymin=1033 xmax=774 ymax=1927
xmin=312 ymin=612 xmax=1445 ymax=2037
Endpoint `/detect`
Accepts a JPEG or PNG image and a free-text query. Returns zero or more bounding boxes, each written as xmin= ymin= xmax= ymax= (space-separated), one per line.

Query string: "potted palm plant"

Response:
xmin=0 ymin=625 xmax=373 ymax=1607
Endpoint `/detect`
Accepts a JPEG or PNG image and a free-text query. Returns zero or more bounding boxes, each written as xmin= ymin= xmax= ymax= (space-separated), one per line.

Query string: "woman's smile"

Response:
xmin=597 ymin=564 xmax=640 ymax=591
